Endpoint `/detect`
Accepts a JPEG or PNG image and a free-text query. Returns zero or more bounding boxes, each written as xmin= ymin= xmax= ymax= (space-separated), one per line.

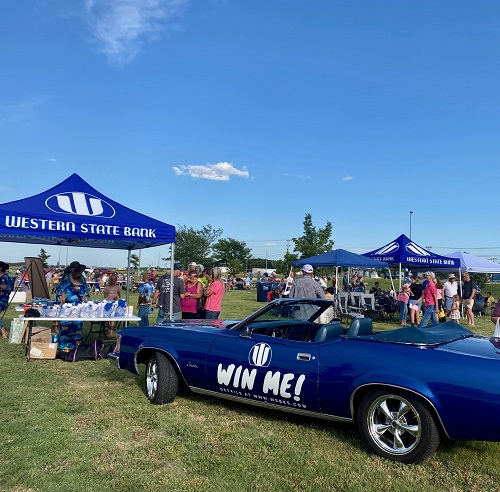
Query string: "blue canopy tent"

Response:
xmin=293 ymin=249 xmax=389 ymax=293
xmin=0 ymin=173 xmax=176 ymax=306
xmin=445 ymin=251 xmax=500 ymax=274
xmin=362 ymin=234 xmax=460 ymax=290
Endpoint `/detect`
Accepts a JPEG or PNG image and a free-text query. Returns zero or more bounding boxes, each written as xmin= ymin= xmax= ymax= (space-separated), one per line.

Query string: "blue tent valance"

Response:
xmin=362 ymin=234 xmax=459 ymax=269
xmin=0 ymin=174 xmax=175 ymax=250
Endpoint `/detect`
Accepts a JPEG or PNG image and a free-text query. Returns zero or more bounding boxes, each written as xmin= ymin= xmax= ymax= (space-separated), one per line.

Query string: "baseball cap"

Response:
xmin=448 ymin=274 xmax=456 ymax=279
xmin=302 ymin=264 xmax=314 ymax=274
xmin=173 ymin=263 xmax=184 ymax=271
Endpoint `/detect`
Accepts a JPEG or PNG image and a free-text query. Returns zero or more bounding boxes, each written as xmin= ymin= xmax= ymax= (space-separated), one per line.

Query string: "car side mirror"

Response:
xmin=240 ymin=327 xmax=252 ymax=339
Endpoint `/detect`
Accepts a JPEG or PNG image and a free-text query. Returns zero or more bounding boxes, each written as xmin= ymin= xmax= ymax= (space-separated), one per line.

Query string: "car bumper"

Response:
xmin=108 ymin=351 xmax=120 ymax=369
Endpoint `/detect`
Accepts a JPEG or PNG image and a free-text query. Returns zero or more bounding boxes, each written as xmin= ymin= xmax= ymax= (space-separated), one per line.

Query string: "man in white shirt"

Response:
xmin=283 ymin=271 xmax=295 ymax=297
xmin=443 ymin=274 xmax=459 ymax=314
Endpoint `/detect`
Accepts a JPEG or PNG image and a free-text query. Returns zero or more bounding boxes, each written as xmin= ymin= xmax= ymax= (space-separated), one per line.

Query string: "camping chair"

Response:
xmin=382 ymin=295 xmax=398 ymax=321
xmin=360 ymin=293 xmax=377 ymax=319
xmin=349 ymin=292 xmax=364 ymax=317
xmin=337 ymin=292 xmax=351 ymax=323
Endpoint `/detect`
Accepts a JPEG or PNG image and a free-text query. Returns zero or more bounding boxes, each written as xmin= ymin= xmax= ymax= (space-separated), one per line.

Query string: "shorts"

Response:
xmin=464 ymin=298 xmax=474 ymax=309
xmin=409 ymin=299 xmax=422 ymax=308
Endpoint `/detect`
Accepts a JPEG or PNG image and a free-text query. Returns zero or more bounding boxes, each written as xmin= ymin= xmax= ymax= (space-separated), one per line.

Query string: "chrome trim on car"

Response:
xmin=190 ymin=386 xmax=353 ymax=423
xmin=297 ymin=353 xmax=312 ymax=361
xmin=108 ymin=351 xmax=120 ymax=369
xmin=134 ymin=347 xmax=187 ymax=384
xmin=350 ymin=383 xmax=450 ymax=439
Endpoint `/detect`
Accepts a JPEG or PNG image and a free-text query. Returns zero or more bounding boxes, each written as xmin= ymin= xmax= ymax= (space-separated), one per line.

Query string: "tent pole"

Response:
xmin=169 ymin=243 xmax=175 ymax=321
xmin=126 ymin=250 xmax=131 ymax=304
xmin=459 ymin=268 xmax=463 ymax=319
xmin=388 ymin=269 xmax=395 ymax=296
xmin=399 ymin=263 xmax=402 ymax=292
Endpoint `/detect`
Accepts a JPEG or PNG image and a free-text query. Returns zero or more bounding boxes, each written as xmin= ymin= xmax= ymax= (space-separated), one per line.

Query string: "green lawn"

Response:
xmin=1 ymin=284 xmax=500 ymax=491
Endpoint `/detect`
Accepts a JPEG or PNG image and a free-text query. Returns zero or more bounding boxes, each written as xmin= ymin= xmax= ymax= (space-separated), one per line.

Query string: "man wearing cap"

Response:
xmin=152 ymin=263 xmax=186 ymax=323
xmin=415 ymin=271 xmax=439 ymax=327
xmin=443 ymin=274 xmax=459 ymax=315
xmin=289 ymin=265 xmax=326 ymax=299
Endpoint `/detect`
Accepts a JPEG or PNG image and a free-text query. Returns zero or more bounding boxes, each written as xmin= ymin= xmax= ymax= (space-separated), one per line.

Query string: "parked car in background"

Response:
xmin=110 ymin=298 xmax=500 ymax=463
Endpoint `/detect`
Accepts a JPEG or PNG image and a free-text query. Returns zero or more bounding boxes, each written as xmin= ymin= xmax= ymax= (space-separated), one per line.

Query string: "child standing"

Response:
xmin=104 ymin=275 xmax=121 ymax=336
xmin=137 ymin=273 xmax=155 ymax=326
xmin=449 ymin=294 xmax=461 ymax=323
xmin=396 ymin=284 xmax=410 ymax=326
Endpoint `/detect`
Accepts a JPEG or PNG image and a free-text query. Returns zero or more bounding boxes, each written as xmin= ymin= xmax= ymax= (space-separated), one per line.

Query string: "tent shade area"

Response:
xmin=0 ymin=173 xmax=175 ymax=250
xmin=293 ymin=249 xmax=388 ymax=269
xmin=362 ymin=235 xmax=460 ymax=270
xmin=445 ymin=252 xmax=500 ymax=274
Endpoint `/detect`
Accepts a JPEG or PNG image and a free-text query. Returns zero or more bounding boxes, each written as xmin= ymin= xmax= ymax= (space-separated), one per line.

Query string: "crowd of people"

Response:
xmin=395 ymin=271 xmax=497 ymax=328
xmin=150 ymin=262 xmax=225 ymax=324
xmin=3 ymin=257 xmax=500 ymax=346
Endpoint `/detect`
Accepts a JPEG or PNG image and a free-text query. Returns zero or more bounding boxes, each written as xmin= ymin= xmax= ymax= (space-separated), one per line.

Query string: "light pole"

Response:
xmin=409 ymin=211 xmax=413 ymax=240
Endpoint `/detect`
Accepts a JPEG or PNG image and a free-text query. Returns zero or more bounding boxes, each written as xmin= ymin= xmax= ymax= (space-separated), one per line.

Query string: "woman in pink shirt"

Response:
xmin=204 ymin=267 xmax=224 ymax=319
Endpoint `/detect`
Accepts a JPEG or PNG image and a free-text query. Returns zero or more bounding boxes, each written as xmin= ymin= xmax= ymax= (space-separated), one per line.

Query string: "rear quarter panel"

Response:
xmin=317 ymin=337 xmax=500 ymax=441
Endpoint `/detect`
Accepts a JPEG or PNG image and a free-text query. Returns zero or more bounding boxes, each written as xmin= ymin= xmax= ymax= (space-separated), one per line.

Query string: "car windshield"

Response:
xmin=232 ymin=299 xmax=333 ymax=330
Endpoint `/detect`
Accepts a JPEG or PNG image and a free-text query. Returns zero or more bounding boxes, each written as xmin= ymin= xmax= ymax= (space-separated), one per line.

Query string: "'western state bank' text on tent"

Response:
xmin=362 ymin=234 xmax=460 ymax=289
xmin=0 ymin=173 xmax=176 ymax=307
xmin=362 ymin=235 xmax=460 ymax=269
xmin=0 ymin=173 xmax=175 ymax=249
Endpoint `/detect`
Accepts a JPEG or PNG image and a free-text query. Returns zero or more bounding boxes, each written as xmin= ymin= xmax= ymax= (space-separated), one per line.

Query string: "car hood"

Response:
xmin=436 ymin=336 xmax=500 ymax=360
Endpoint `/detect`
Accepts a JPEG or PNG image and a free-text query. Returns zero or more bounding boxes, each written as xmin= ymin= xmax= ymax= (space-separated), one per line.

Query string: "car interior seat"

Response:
xmin=346 ymin=317 xmax=373 ymax=337
xmin=313 ymin=322 xmax=345 ymax=342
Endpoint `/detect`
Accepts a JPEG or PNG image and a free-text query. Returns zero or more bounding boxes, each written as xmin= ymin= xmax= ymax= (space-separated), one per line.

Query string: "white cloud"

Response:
xmin=2 ymin=96 xmax=47 ymax=125
xmin=341 ymin=176 xmax=354 ymax=181
xmin=84 ymin=0 xmax=190 ymax=65
xmin=46 ymin=158 xmax=57 ymax=162
xmin=284 ymin=173 xmax=312 ymax=180
xmin=173 ymin=162 xmax=250 ymax=181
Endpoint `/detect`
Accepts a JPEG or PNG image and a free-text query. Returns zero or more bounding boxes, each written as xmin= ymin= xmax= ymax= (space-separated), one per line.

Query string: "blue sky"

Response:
xmin=1 ymin=0 xmax=499 ymax=268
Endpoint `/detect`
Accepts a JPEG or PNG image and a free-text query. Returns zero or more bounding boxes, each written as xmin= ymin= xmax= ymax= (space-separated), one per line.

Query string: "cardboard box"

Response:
xmin=30 ymin=326 xmax=52 ymax=343
xmin=29 ymin=342 xmax=58 ymax=360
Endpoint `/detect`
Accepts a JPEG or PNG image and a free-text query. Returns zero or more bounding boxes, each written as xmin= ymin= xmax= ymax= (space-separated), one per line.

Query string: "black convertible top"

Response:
xmin=359 ymin=321 xmax=474 ymax=345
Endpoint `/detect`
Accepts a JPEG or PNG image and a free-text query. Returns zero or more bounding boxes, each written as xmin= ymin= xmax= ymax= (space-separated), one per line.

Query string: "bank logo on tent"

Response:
xmin=373 ymin=241 xmax=399 ymax=256
xmin=249 ymin=343 xmax=272 ymax=367
xmin=406 ymin=242 xmax=432 ymax=257
xmin=46 ymin=192 xmax=115 ymax=218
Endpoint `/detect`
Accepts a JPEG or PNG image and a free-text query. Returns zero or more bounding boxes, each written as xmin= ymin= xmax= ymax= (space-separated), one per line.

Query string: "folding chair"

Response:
xmin=349 ymin=292 xmax=364 ymax=317
xmin=360 ymin=293 xmax=377 ymax=319
xmin=337 ymin=292 xmax=351 ymax=324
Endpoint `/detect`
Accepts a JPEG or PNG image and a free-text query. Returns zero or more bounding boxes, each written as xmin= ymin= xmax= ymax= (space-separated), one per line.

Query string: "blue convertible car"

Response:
xmin=111 ymin=298 xmax=500 ymax=463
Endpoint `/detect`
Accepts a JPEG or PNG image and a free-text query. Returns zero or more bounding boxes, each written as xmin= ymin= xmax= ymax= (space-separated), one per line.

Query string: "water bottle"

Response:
xmin=51 ymin=333 xmax=59 ymax=343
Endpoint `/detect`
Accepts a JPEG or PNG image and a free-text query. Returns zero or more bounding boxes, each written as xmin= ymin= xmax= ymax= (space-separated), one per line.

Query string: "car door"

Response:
xmin=205 ymin=330 xmax=321 ymax=414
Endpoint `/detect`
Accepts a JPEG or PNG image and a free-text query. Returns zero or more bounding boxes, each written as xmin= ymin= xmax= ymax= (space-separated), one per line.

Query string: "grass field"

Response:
xmin=1 ymin=279 xmax=500 ymax=491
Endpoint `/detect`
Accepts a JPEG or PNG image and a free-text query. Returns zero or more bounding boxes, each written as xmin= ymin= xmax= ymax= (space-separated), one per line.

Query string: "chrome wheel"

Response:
xmin=366 ymin=394 xmax=421 ymax=455
xmin=145 ymin=352 xmax=178 ymax=405
xmin=358 ymin=389 xmax=439 ymax=463
xmin=146 ymin=358 xmax=158 ymax=400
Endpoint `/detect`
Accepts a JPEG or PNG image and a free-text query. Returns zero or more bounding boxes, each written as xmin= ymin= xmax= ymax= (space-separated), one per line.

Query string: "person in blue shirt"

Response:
xmin=137 ymin=272 xmax=155 ymax=326
xmin=56 ymin=261 xmax=90 ymax=350
xmin=0 ymin=261 xmax=14 ymax=339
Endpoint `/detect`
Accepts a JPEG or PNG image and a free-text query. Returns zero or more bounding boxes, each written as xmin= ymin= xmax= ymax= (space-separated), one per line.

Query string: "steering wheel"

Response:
xmin=268 ymin=327 xmax=284 ymax=338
